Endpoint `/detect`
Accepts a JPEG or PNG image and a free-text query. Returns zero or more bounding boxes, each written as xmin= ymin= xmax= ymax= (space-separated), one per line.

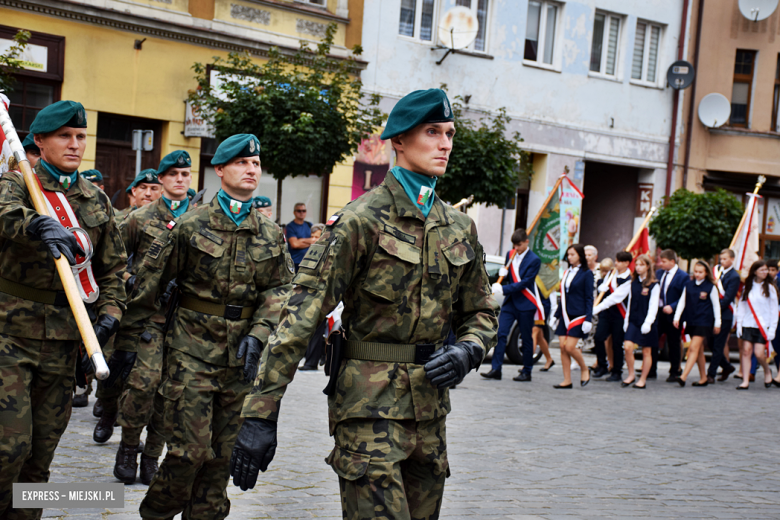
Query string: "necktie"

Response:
xmin=660 ymin=271 xmax=668 ymax=306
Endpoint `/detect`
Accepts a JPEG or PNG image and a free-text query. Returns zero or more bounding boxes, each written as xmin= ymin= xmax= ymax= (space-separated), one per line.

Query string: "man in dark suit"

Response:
xmin=707 ymin=249 xmax=740 ymax=383
xmin=484 ymin=229 xmax=541 ymax=381
xmin=653 ymin=249 xmax=689 ymax=381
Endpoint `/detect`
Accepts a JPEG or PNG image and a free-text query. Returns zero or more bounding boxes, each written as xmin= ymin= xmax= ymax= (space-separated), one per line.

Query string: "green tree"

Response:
xmin=436 ymin=95 xmax=532 ymax=207
xmin=189 ymin=24 xmax=384 ymax=221
xmin=649 ymin=188 xmax=744 ymax=263
xmin=0 ymin=30 xmax=31 ymax=94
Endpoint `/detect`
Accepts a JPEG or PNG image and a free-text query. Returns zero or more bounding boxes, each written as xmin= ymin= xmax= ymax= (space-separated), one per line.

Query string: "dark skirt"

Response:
xmin=739 ymin=327 xmax=766 ymax=344
xmin=625 ymin=323 xmax=658 ymax=348
xmin=555 ymin=321 xmax=585 ymax=339
xmin=686 ymin=325 xmax=713 ymax=338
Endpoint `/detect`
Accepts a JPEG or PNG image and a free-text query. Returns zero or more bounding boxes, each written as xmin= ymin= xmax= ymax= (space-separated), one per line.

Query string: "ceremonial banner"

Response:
xmin=628 ymin=227 xmax=650 ymax=270
xmin=734 ymin=193 xmax=761 ymax=279
xmin=0 ymin=94 xmax=12 ymax=175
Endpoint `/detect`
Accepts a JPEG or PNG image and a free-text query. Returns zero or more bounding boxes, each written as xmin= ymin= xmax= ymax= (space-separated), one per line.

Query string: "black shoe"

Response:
xmin=692 ymin=380 xmax=709 ymax=387
xmin=772 ymin=379 xmax=780 ymax=388
xmin=93 ymin=398 xmax=104 ymax=418
xmin=139 ymin=454 xmax=159 ymax=486
xmin=666 ymin=374 xmax=680 ymax=383
xmin=605 ymin=373 xmax=622 ymax=382
xmin=646 ymin=373 xmax=657 ymax=379
xmin=512 ymin=372 xmax=532 ymax=382
xmin=621 ymin=378 xmax=636 ymax=388
xmin=581 ymin=377 xmax=590 ymax=387
xmin=72 ymin=393 xmax=88 ymax=408
xmin=539 ymin=360 xmax=555 ymax=372
xmin=633 ymin=383 xmax=646 ymax=389
xmin=718 ymin=364 xmax=735 ymax=381
xmin=298 ymin=365 xmax=318 ymax=371
xmin=677 ymin=377 xmax=686 ymax=387
xmin=93 ymin=411 xmax=118 ymax=444
xmin=591 ymin=366 xmax=609 ymax=378
xmin=113 ymin=441 xmax=139 ymax=484
xmin=553 ymin=383 xmax=572 ymax=389
xmin=736 ymin=385 xmax=749 ymax=390
xmin=481 ymin=369 xmax=502 ymax=380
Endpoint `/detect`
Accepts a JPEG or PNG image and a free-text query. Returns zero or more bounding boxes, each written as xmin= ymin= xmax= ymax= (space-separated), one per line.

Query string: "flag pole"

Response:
xmin=729 ymin=175 xmax=766 ymax=250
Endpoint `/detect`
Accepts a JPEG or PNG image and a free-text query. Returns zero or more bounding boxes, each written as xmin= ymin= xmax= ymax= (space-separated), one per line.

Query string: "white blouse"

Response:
xmin=736 ymin=282 xmax=779 ymax=340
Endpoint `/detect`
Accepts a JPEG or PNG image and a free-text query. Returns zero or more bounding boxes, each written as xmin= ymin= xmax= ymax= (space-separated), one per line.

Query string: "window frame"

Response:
xmin=629 ymin=20 xmax=664 ymax=88
xmin=522 ymin=0 xmax=563 ymax=71
xmin=772 ymin=54 xmax=780 ymax=132
xmin=450 ymin=0 xmax=492 ymax=53
xmin=398 ymin=0 xmax=439 ymax=44
xmin=588 ymin=10 xmax=624 ymax=81
xmin=730 ymin=49 xmax=757 ymax=129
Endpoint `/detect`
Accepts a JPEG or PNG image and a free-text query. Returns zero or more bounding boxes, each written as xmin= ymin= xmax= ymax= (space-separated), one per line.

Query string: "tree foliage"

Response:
xmin=189 ymin=24 xmax=384 ymax=220
xmin=437 ymin=95 xmax=532 ymax=207
xmin=648 ymin=188 xmax=744 ymax=262
xmin=0 ymin=30 xmax=31 ymax=94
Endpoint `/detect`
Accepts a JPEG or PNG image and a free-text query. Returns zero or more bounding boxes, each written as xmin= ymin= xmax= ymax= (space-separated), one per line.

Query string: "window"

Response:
xmin=772 ymin=55 xmax=780 ymax=132
xmin=631 ymin=21 xmax=661 ymax=84
xmin=731 ymin=49 xmax=756 ymax=127
xmin=455 ymin=0 xmax=490 ymax=52
xmin=590 ymin=12 xmax=622 ymax=77
xmin=399 ymin=0 xmax=436 ymax=42
xmin=297 ymin=0 xmax=325 ymax=5
xmin=525 ymin=1 xmax=559 ymax=65
xmin=7 ymin=80 xmax=56 ymax=132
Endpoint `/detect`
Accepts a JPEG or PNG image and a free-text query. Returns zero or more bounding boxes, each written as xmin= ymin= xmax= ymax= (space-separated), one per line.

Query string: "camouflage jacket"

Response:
xmin=118 ymin=197 xmax=192 ymax=331
xmin=115 ymin=196 xmax=294 ymax=367
xmin=0 ymin=163 xmax=126 ymax=341
xmin=241 ymin=172 xmax=498 ymax=432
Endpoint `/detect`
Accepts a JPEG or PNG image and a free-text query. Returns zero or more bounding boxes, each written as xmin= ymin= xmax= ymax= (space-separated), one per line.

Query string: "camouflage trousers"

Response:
xmin=140 ymin=348 xmax=249 ymax=520
xmin=117 ymin=328 xmax=165 ymax=458
xmin=0 ymin=334 xmax=78 ymax=520
xmin=327 ymin=417 xmax=450 ymax=520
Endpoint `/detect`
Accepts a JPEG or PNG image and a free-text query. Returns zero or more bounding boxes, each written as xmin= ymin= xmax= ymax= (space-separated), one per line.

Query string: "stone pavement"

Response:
xmin=39 ymin=349 xmax=780 ymax=519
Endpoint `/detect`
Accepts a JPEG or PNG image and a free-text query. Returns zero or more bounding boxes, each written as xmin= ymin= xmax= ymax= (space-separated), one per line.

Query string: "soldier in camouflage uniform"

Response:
xmin=111 ymin=150 xmax=194 ymax=485
xmin=113 ymin=134 xmax=293 ymax=519
xmin=0 ymin=101 xmax=128 ymax=520
xmin=231 ymin=89 xmax=498 ymax=520
xmin=114 ymin=168 xmax=161 ymax=220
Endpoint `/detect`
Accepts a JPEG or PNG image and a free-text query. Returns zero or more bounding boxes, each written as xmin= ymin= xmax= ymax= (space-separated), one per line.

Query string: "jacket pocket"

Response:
xmin=325 ymin=446 xmax=370 ymax=481
xmin=362 ymin=232 xmax=421 ymax=303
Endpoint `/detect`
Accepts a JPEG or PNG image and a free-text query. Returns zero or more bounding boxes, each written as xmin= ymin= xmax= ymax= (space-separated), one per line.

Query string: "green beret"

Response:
xmin=22 ymin=133 xmax=39 ymax=153
xmin=157 ymin=150 xmax=192 ymax=176
xmin=211 ymin=134 xmax=261 ymax=165
xmin=187 ymin=188 xmax=196 ymax=199
xmin=29 ymin=100 xmax=88 ymax=134
xmin=80 ymin=169 xmax=103 ymax=182
xmin=253 ymin=196 xmax=272 ymax=209
xmin=380 ymin=89 xmax=454 ymax=140
xmin=126 ymin=168 xmax=160 ymax=193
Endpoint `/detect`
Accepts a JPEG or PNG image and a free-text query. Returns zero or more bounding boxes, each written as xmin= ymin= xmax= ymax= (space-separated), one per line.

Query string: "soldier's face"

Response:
xmin=159 ymin=167 xmax=192 ymax=199
xmin=35 ymin=127 xmax=86 ymax=172
xmin=25 ymin=149 xmax=41 ymax=168
xmin=393 ymin=122 xmax=455 ymax=177
xmin=132 ymin=183 xmax=162 ymax=206
xmin=216 ymin=156 xmax=261 ymax=198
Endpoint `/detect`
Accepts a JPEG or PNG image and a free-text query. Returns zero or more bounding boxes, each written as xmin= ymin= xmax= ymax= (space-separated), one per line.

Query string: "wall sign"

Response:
xmin=184 ymin=101 xmax=215 ymax=138
xmin=636 ymin=183 xmax=653 ymax=217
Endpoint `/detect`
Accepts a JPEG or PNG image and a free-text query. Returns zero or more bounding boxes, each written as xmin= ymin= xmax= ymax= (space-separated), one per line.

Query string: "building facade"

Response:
xmin=361 ymin=0 xmax=689 ymax=259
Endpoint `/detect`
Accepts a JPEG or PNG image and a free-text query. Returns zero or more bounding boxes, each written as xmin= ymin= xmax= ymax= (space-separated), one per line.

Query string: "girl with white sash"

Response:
xmin=735 ymin=260 xmax=778 ymax=390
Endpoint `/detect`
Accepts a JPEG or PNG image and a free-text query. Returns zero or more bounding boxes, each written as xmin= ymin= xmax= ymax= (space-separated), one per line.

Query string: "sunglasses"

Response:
xmin=295 ymin=209 xmax=307 ymax=213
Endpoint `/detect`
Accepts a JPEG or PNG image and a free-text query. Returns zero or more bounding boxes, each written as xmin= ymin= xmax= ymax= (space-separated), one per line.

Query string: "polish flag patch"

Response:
xmin=326 ymin=214 xmax=340 ymax=226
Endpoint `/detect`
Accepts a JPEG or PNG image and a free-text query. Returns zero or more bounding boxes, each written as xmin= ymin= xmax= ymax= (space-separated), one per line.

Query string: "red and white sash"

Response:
xmin=608 ymin=272 xmax=628 ymax=318
xmin=714 ymin=266 xmax=736 ymax=314
xmin=746 ymin=297 xmax=770 ymax=356
xmin=35 ymin=176 xmax=99 ymax=303
xmin=509 ymin=252 xmax=545 ymax=320
xmin=560 ymin=268 xmax=586 ymax=332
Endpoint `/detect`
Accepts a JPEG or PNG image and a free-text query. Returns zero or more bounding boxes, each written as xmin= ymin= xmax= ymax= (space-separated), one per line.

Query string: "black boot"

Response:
xmin=93 ymin=410 xmax=118 ymax=443
xmin=139 ymin=454 xmax=159 ymax=485
xmin=72 ymin=392 xmax=88 ymax=408
xmin=93 ymin=398 xmax=104 ymax=418
xmin=113 ymin=441 xmax=139 ymax=484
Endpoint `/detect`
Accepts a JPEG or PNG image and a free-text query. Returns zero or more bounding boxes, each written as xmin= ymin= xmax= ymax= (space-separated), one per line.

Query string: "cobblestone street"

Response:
xmin=41 ymin=349 xmax=780 ymax=519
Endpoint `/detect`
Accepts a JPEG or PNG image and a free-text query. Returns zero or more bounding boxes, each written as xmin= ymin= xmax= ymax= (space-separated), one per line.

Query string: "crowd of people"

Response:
xmin=484 ymin=230 xmax=780 ymax=391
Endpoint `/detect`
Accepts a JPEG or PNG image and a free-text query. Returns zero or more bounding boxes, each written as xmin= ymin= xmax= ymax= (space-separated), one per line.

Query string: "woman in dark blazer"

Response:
xmin=551 ymin=244 xmax=594 ymax=388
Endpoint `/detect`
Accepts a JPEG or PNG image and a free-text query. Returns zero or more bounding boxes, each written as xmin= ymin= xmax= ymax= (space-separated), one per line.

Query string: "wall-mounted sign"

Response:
xmin=184 ymin=101 xmax=215 ymax=138
xmin=765 ymin=198 xmax=780 ymax=235
xmin=0 ymin=40 xmax=48 ymax=72
xmin=636 ymin=183 xmax=653 ymax=217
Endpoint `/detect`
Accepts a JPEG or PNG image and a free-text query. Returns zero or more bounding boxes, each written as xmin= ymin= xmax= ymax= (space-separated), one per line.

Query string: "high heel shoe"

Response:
xmin=621 ymin=378 xmax=636 ymax=388
xmin=581 ymin=377 xmax=590 ymax=387
xmin=540 ymin=360 xmax=555 ymax=372
xmin=553 ymin=383 xmax=572 ymax=389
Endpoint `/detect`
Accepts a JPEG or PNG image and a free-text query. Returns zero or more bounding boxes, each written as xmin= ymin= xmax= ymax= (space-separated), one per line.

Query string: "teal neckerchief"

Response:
xmin=216 ymin=189 xmax=252 ymax=226
xmin=41 ymin=160 xmax=78 ymax=191
xmin=162 ymin=195 xmax=189 ymax=218
xmin=391 ymin=166 xmax=437 ymax=217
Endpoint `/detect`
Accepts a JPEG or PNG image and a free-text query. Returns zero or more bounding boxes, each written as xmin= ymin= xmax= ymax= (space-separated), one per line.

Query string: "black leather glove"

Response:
xmin=230 ymin=418 xmax=277 ymax=490
xmin=125 ymin=275 xmax=136 ymax=295
xmin=424 ymin=341 xmax=484 ymax=389
xmin=81 ymin=349 xmax=94 ymax=377
xmin=236 ymin=335 xmax=263 ymax=385
xmin=27 ymin=215 xmax=85 ymax=265
xmin=103 ymin=350 xmax=137 ymax=388
xmin=94 ymin=315 xmax=119 ymax=349
xmin=75 ymin=346 xmax=88 ymax=388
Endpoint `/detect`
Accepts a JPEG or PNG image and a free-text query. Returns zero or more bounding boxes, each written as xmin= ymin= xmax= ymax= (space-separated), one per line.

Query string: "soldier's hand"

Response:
xmin=125 ymin=275 xmax=136 ymax=295
xmin=231 ymin=418 xmax=277 ymax=490
xmin=424 ymin=341 xmax=484 ymax=389
xmin=104 ymin=350 xmax=137 ymax=388
xmin=93 ymin=315 xmax=120 ymax=349
xmin=27 ymin=215 xmax=86 ymax=265
xmin=237 ymin=335 xmax=263 ymax=384
xmin=81 ymin=349 xmax=95 ymax=377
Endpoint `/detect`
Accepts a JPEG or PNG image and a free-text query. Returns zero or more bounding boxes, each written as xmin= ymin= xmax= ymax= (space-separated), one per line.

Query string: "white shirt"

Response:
xmin=598 ymin=270 xmax=632 ymax=310
xmin=623 ymin=277 xmax=661 ymax=332
xmin=673 ymin=280 xmax=722 ymax=328
xmin=511 ymin=249 xmax=528 ymax=279
xmin=736 ymin=282 xmax=779 ymax=340
xmin=658 ymin=264 xmax=678 ymax=307
xmin=564 ymin=265 xmax=580 ymax=290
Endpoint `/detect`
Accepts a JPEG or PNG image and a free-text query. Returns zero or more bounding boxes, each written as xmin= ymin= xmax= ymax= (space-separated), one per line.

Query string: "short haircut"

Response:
xmin=511 ymin=228 xmax=529 ymax=245
xmin=659 ymin=249 xmax=677 ymax=262
xmin=615 ymin=251 xmax=633 ymax=263
xmin=768 ymin=259 xmax=779 ymax=269
xmin=294 ymin=202 xmax=306 ymax=209
xmin=311 ymin=223 xmax=325 ymax=233
xmin=584 ymin=245 xmax=598 ymax=256
xmin=600 ymin=258 xmax=614 ymax=270
xmin=720 ymin=248 xmax=735 ymax=259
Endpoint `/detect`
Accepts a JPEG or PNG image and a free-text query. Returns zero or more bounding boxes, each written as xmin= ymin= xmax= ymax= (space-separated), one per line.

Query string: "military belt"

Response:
xmin=344 ymin=340 xmax=441 ymax=365
xmin=0 ymin=277 xmax=68 ymax=306
xmin=179 ymin=295 xmax=254 ymax=320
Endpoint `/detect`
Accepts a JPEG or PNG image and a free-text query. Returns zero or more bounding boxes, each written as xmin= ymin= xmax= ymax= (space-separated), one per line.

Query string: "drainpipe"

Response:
xmin=666 ymin=0 xmax=690 ymax=198
xmin=682 ymin=0 xmax=705 ymax=191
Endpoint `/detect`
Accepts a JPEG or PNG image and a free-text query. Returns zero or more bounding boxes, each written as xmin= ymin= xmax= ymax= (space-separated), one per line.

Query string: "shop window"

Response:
xmin=399 ymin=0 xmax=436 ymax=42
xmin=773 ymin=54 xmax=780 ymax=132
xmin=631 ymin=21 xmax=662 ymax=84
xmin=590 ymin=12 xmax=622 ymax=77
xmin=525 ymin=1 xmax=559 ymax=66
xmin=454 ymin=0 xmax=490 ymax=52
xmin=731 ymin=49 xmax=756 ymax=128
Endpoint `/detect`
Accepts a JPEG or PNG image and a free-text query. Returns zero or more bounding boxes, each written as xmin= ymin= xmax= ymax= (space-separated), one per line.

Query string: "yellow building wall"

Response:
xmin=125 ymin=0 xmax=190 ymax=13
xmin=327 ymin=159 xmax=354 ymax=217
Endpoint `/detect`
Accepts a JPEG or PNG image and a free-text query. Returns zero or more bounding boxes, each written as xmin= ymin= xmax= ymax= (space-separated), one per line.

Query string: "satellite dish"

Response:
xmin=667 ymin=60 xmax=695 ymax=90
xmin=738 ymin=0 xmax=778 ymax=21
xmin=698 ymin=93 xmax=731 ymax=128
xmin=438 ymin=6 xmax=479 ymax=50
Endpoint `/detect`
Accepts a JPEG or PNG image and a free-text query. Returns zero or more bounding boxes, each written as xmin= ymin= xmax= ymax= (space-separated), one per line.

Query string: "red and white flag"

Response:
xmin=0 ymin=94 xmax=13 ymax=176
xmin=734 ymin=193 xmax=762 ymax=280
